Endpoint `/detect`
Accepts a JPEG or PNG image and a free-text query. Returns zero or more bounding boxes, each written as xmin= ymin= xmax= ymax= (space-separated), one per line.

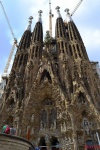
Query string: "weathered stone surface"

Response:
xmin=0 ymin=134 xmax=34 ymax=150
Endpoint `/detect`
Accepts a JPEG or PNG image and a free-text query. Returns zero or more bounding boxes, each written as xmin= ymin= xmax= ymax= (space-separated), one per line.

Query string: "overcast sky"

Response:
xmin=0 ymin=0 xmax=100 ymax=81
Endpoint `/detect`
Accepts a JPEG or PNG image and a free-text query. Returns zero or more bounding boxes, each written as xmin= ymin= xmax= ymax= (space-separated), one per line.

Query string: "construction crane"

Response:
xmin=0 ymin=1 xmax=18 ymax=97
xmin=71 ymin=0 xmax=83 ymax=16
xmin=49 ymin=0 xmax=54 ymax=37
xmin=64 ymin=0 xmax=83 ymax=23
xmin=0 ymin=1 xmax=18 ymax=77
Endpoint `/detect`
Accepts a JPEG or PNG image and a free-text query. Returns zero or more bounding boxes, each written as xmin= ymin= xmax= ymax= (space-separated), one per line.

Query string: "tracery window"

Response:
xmin=40 ymin=99 xmax=57 ymax=130
xmin=40 ymin=110 xmax=47 ymax=128
xmin=49 ymin=109 xmax=57 ymax=129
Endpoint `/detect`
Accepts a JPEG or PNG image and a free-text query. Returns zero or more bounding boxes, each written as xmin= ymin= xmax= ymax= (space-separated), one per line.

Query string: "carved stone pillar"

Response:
xmin=70 ymin=113 xmax=78 ymax=150
xmin=45 ymin=134 xmax=51 ymax=150
xmin=46 ymin=143 xmax=51 ymax=150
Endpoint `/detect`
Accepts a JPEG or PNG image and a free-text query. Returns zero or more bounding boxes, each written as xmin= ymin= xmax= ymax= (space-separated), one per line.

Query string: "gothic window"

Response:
xmin=69 ymin=45 xmax=73 ymax=56
xmin=39 ymin=46 xmax=42 ymax=58
xmin=37 ymin=29 xmax=40 ymax=41
xmin=71 ymin=24 xmax=77 ymax=39
xmin=40 ymin=110 xmax=47 ymax=128
xmin=73 ymin=45 xmax=77 ymax=58
xmin=59 ymin=22 xmax=62 ymax=37
xmin=61 ymin=41 xmax=64 ymax=49
xmin=40 ymin=69 xmax=52 ymax=83
xmin=40 ymin=99 xmax=57 ymax=130
xmin=69 ymin=24 xmax=73 ymax=40
xmin=31 ymin=47 xmax=34 ymax=58
xmin=81 ymin=45 xmax=88 ymax=59
xmin=49 ymin=109 xmax=57 ymax=129
xmin=19 ymin=55 xmax=23 ymax=66
xmin=24 ymin=54 xmax=28 ymax=64
xmin=73 ymin=24 xmax=82 ymax=41
xmin=35 ymin=46 xmax=38 ymax=57
xmin=78 ymin=92 xmax=86 ymax=104
xmin=76 ymin=44 xmax=81 ymax=57
xmin=15 ymin=55 xmax=19 ymax=67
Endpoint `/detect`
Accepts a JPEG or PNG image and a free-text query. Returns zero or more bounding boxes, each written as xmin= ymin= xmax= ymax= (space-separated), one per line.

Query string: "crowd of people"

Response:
xmin=1 ymin=125 xmax=16 ymax=135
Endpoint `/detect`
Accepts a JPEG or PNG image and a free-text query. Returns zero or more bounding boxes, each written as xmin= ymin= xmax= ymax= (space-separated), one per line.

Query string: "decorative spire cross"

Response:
xmin=55 ymin=6 xmax=60 ymax=12
xmin=64 ymin=8 xmax=70 ymax=15
xmin=55 ymin=6 xmax=61 ymax=18
xmin=26 ymin=16 xmax=33 ymax=31
xmin=38 ymin=10 xmax=43 ymax=17
xmin=64 ymin=8 xmax=72 ymax=23
xmin=38 ymin=10 xmax=43 ymax=23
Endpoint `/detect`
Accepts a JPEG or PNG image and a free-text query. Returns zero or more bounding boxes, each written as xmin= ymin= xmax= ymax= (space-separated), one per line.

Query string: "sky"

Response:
xmin=0 ymin=0 xmax=100 ymax=81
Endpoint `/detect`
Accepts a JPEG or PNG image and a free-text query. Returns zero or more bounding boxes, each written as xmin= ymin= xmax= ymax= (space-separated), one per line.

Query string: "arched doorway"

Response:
xmin=50 ymin=137 xmax=60 ymax=150
xmin=86 ymin=140 xmax=95 ymax=150
xmin=39 ymin=137 xmax=47 ymax=150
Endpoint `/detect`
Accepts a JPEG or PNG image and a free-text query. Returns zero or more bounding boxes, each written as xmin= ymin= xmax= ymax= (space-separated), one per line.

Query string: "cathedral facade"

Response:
xmin=0 ymin=6 xmax=100 ymax=150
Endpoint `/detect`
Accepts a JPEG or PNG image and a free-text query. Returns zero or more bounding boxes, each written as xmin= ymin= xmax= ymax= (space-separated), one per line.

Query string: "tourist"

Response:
xmin=2 ymin=125 xmax=10 ymax=134
xmin=10 ymin=126 xmax=16 ymax=135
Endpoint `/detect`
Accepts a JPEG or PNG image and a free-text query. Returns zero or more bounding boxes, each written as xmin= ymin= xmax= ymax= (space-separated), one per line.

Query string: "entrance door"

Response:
xmin=39 ymin=137 xmax=47 ymax=150
xmin=86 ymin=140 xmax=95 ymax=150
xmin=50 ymin=137 xmax=60 ymax=150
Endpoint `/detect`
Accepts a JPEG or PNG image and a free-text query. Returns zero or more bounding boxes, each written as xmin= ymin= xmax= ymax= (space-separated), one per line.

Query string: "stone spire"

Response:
xmin=18 ymin=17 xmax=32 ymax=50
xmin=26 ymin=16 xmax=33 ymax=31
xmin=31 ymin=10 xmax=43 ymax=59
xmin=65 ymin=13 xmax=89 ymax=60
xmin=55 ymin=6 xmax=66 ymax=38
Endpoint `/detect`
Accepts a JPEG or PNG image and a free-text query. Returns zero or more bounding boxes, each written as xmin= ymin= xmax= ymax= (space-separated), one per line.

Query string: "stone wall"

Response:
xmin=0 ymin=134 xmax=35 ymax=150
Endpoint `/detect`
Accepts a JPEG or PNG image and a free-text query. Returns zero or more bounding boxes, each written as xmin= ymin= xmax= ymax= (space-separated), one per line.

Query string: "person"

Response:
xmin=10 ymin=126 xmax=16 ymax=135
xmin=2 ymin=125 xmax=10 ymax=134
xmin=35 ymin=146 xmax=40 ymax=150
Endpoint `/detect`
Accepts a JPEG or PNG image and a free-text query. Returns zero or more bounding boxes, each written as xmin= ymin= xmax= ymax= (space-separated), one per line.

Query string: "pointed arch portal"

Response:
xmin=39 ymin=137 xmax=46 ymax=150
xmin=39 ymin=136 xmax=60 ymax=150
xmin=50 ymin=136 xmax=60 ymax=150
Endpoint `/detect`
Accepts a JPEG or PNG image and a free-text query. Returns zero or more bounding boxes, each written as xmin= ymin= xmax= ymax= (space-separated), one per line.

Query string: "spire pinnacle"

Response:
xmin=38 ymin=10 xmax=43 ymax=23
xmin=55 ymin=6 xmax=61 ymax=18
xmin=26 ymin=16 xmax=33 ymax=31
xmin=64 ymin=8 xmax=72 ymax=23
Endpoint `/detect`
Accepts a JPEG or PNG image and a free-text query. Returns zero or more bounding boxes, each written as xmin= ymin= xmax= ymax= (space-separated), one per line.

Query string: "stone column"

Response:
xmin=46 ymin=143 xmax=51 ymax=150
xmin=70 ymin=113 xmax=78 ymax=150
xmin=45 ymin=134 xmax=51 ymax=150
